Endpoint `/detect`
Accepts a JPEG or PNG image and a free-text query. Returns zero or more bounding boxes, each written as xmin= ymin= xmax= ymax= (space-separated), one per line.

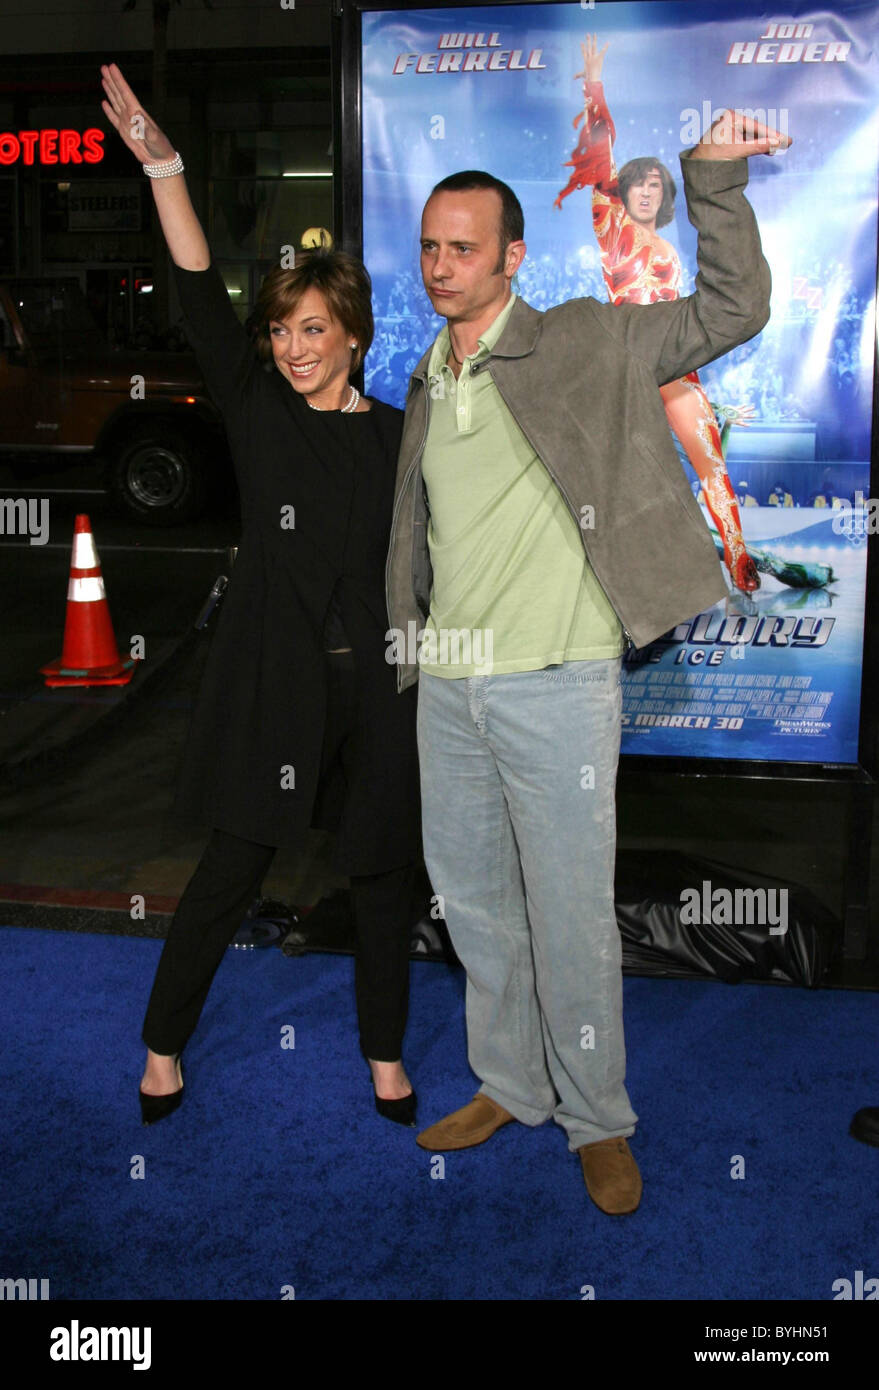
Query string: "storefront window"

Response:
xmin=210 ymin=127 xmax=331 ymax=180
xmin=0 ymin=178 xmax=16 ymax=275
xmin=208 ymin=126 xmax=332 ymax=265
xmin=209 ymin=176 xmax=332 ymax=264
xmin=40 ymin=179 xmax=148 ymax=265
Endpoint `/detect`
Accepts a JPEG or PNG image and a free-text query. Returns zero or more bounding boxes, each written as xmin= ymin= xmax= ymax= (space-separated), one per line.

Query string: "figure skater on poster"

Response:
xmin=556 ymin=35 xmax=760 ymax=592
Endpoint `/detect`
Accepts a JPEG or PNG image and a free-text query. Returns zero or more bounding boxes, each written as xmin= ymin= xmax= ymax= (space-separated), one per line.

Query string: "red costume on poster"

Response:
xmin=556 ymin=46 xmax=759 ymax=593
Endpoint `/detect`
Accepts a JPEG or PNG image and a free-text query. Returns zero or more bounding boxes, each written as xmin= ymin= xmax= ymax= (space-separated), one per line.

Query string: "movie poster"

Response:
xmin=359 ymin=1 xmax=877 ymax=764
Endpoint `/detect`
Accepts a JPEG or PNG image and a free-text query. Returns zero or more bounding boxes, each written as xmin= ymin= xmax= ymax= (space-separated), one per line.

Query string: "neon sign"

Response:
xmin=0 ymin=129 xmax=105 ymax=166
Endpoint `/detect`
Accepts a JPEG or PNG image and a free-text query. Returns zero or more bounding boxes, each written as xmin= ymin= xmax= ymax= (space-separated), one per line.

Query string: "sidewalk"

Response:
xmin=0 ymin=621 xmax=345 ymax=937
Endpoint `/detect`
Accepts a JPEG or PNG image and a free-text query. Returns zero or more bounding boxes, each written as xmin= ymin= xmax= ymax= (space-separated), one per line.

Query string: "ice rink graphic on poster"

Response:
xmin=360 ymin=1 xmax=878 ymax=764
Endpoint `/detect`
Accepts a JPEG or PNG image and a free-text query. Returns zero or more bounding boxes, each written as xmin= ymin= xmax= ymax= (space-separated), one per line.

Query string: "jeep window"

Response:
xmin=8 ymin=280 xmax=104 ymax=354
xmin=0 ymin=299 xmax=14 ymax=349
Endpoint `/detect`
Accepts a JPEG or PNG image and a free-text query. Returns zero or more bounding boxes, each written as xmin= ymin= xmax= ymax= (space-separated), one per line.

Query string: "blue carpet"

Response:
xmin=1 ymin=925 xmax=876 ymax=1301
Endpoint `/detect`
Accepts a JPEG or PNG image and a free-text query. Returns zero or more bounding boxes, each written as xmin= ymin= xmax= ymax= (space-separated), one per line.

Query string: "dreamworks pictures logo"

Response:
xmin=385 ymin=620 xmax=494 ymax=673
xmin=680 ymin=880 xmax=788 ymax=935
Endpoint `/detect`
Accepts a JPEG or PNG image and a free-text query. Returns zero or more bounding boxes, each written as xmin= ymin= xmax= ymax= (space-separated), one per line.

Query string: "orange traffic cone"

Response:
xmin=40 ymin=514 xmax=138 ymax=687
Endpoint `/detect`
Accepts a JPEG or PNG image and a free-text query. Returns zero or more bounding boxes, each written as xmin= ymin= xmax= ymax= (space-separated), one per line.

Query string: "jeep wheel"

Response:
xmin=110 ymin=427 xmax=207 ymax=525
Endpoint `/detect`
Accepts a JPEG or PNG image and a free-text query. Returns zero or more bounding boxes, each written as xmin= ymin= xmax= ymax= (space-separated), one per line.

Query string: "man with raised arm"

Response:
xmin=385 ymin=107 xmax=789 ymax=1214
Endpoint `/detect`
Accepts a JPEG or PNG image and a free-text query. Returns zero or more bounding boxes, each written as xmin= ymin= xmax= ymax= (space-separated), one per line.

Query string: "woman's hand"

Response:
xmin=101 ymin=61 xmax=209 ymax=270
xmin=101 ymin=63 xmax=175 ymax=165
xmin=574 ymin=33 xmax=608 ymax=85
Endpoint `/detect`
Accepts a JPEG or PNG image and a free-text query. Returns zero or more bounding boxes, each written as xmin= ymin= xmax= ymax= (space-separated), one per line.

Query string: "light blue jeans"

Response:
xmin=417 ymin=657 xmax=637 ymax=1150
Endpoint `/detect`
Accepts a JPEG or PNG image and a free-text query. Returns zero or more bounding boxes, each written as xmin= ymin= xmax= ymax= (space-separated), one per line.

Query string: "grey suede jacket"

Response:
xmin=385 ymin=155 xmax=771 ymax=692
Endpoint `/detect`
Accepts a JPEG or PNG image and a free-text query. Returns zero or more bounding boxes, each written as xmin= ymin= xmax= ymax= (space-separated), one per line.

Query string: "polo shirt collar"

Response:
xmin=414 ymin=294 xmax=545 ymax=386
xmin=427 ymin=292 xmax=519 ymax=377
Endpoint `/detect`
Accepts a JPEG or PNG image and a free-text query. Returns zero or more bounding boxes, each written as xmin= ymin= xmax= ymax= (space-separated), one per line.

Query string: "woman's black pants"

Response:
xmin=142 ymin=652 xmax=415 ymax=1061
xmin=142 ymin=835 xmax=414 ymax=1060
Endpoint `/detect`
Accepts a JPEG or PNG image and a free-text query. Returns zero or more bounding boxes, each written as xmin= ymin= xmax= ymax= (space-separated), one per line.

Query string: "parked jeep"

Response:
xmin=0 ymin=277 xmax=229 ymax=524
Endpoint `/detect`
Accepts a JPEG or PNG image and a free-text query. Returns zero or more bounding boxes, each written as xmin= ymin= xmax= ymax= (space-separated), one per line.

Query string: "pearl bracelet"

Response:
xmin=144 ymin=152 xmax=184 ymax=179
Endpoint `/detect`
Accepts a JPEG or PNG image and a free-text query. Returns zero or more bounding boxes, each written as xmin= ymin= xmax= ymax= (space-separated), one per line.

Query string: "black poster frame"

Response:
xmin=332 ymin=0 xmax=878 ymax=955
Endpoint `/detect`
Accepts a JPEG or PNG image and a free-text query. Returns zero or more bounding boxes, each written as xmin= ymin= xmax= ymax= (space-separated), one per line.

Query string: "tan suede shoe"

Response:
xmin=415 ymin=1093 xmax=515 ymax=1151
xmin=578 ymin=1137 xmax=642 ymax=1214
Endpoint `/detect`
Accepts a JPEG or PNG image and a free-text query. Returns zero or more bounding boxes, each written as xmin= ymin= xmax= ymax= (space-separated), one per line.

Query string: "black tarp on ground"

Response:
xmin=281 ymin=850 xmax=835 ymax=984
xmin=614 ymin=849 xmax=836 ymax=984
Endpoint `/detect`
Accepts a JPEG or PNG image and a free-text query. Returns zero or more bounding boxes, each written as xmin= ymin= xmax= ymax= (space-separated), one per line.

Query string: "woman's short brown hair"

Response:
xmin=248 ymin=248 xmax=374 ymax=372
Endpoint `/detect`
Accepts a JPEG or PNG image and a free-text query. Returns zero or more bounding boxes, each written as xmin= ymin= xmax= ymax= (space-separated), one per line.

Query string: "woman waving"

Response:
xmin=100 ymin=63 xmax=422 ymax=1128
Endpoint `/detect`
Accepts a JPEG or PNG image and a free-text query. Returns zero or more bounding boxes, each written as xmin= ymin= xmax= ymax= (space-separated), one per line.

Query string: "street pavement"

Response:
xmin=1 ymin=489 xmax=877 ymax=983
xmin=0 ymin=491 xmax=343 ymax=932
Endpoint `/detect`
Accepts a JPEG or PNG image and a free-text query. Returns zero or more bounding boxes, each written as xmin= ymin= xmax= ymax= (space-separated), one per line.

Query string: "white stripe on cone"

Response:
xmin=72 ymin=531 xmax=99 ymax=569
xmin=67 ymin=576 xmax=106 ymax=602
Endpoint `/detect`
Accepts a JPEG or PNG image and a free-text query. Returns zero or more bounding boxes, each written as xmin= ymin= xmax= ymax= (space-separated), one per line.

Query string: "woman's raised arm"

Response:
xmin=101 ymin=63 xmax=209 ymax=271
xmin=100 ymin=61 xmax=259 ymax=415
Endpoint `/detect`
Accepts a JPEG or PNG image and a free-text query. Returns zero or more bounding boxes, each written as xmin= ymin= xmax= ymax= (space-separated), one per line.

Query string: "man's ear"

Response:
xmin=505 ymin=239 xmax=527 ymax=279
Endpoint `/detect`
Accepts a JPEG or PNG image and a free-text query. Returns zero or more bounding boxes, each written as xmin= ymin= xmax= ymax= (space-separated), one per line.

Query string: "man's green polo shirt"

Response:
xmin=419 ymin=293 xmax=624 ymax=678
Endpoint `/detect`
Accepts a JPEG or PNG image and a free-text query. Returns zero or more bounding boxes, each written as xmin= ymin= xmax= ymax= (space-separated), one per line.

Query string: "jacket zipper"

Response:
xmin=385 ymin=374 xmax=433 ymax=689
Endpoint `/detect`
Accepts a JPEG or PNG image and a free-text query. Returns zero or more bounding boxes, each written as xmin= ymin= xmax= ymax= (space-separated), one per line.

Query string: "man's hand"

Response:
xmin=574 ymin=33 xmax=608 ymax=85
xmin=689 ymin=108 xmax=792 ymax=160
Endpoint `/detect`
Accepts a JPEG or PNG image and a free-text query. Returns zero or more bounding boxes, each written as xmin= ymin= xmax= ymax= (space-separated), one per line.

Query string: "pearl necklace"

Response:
xmin=307 ymin=385 xmax=360 ymax=413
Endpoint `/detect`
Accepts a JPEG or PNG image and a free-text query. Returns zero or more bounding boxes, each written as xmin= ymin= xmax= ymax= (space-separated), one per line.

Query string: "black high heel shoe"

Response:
xmin=367 ymin=1060 xmax=417 ymax=1126
xmin=139 ymin=1054 xmax=183 ymax=1126
xmin=373 ymin=1086 xmax=417 ymax=1127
